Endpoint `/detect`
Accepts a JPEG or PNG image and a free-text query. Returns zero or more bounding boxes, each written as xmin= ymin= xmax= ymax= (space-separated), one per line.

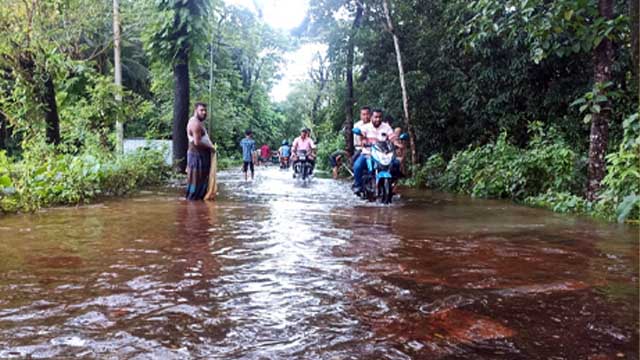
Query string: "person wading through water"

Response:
xmin=185 ymin=102 xmax=215 ymax=200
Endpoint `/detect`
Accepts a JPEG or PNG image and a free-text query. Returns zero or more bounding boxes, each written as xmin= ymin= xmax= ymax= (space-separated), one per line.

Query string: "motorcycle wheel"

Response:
xmin=365 ymin=176 xmax=376 ymax=202
xmin=380 ymin=178 xmax=392 ymax=204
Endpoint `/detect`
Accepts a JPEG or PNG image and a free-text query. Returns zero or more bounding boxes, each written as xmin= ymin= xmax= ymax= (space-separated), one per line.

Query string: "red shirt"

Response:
xmin=260 ymin=145 xmax=270 ymax=158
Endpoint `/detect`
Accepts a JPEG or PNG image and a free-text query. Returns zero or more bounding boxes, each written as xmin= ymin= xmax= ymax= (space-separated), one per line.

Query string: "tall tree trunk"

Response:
xmin=208 ymin=15 xmax=215 ymax=135
xmin=0 ymin=110 xmax=6 ymax=150
xmin=310 ymin=53 xmax=328 ymax=125
xmin=382 ymin=0 xmax=417 ymax=167
xmin=43 ymin=74 xmax=60 ymax=145
xmin=17 ymin=51 xmax=60 ymax=145
xmin=208 ymin=12 xmax=226 ymax=135
xmin=113 ymin=0 xmax=123 ymax=153
xmin=173 ymin=42 xmax=190 ymax=173
xmin=631 ymin=0 xmax=639 ymax=87
xmin=343 ymin=2 xmax=363 ymax=154
xmin=586 ymin=0 xmax=614 ymax=201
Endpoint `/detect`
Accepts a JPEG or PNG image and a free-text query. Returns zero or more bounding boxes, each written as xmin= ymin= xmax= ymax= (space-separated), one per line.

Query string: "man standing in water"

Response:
xmin=185 ymin=103 xmax=214 ymax=200
xmin=240 ymin=129 xmax=256 ymax=181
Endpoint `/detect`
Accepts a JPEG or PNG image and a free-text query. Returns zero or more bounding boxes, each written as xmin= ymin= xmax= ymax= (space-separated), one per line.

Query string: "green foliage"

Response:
xmin=570 ymin=81 xmax=618 ymax=124
xmin=0 ymin=143 xmax=170 ymax=213
xmin=316 ymin=132 xmax=345 ymax=171
xmin=525 ymin=191 xmax=592 ymax=214
xmin=58 ymin=68 xmax=154 ymax=149
xmin=596 ymin=112 xmax=640 ymax=222
xmin=465 ymin=0 xmax=629 ymax=64
xmin=438 ymin=124 xmax=580 ymax=200
xmin=217 ymin=156 xmax=242 ymax=171
xmin=431 ymin=116 xmax=638 ymax=223
xmin=405 ymin=154 xmax=446 ymax=188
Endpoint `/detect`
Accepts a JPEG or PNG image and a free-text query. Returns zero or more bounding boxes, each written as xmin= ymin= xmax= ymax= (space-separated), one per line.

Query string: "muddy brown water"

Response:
xmin=0 ymin=168 xmax=637 ymax=359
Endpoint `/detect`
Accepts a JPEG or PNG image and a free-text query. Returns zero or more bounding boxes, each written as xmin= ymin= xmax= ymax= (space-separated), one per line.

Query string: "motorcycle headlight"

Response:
xmin=377 ymin=152 xmax=393 ymax=166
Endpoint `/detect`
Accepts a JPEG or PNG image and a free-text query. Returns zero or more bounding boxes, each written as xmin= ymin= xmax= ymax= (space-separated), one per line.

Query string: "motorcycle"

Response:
xmin=352 ymin=128 xmax=408 ymax=204
xmin=292 ymin=150 xmax=313 ymax=182
xmin=280 ymin=155 xmax=290 ymax=169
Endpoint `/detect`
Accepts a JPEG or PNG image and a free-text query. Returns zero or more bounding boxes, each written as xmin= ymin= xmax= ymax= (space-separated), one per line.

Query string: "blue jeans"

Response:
xmin=353 ymin=155 xmax=368 ymax=189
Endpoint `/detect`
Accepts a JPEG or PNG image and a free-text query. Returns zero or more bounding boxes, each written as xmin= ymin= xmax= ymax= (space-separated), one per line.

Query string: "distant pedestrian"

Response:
xmin=260 ymin=144 xmax=270 ymax=165
xmin=240 ymin=130 xmax=256 ymax=181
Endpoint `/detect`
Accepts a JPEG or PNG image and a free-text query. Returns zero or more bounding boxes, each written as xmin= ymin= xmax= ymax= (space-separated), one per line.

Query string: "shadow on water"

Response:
xmin=0 ymin=167 xmax=637 ymax=359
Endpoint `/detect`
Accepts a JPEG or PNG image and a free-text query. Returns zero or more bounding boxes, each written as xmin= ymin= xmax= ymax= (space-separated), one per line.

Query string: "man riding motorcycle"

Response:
xmin=291 ymin=128 xmax=317 ymax=177
xmin=353 ymin=109 xmax=397 ymax=195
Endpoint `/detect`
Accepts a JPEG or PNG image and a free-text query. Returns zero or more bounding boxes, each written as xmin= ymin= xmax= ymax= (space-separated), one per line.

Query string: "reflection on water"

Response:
xmin=0 ymin=168 xmax=637 ymax=359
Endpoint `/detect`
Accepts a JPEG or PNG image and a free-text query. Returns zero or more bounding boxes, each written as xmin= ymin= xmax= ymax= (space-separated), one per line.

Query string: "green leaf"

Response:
xmin=583 ymin=114 xmax=593 ymax=123
xmin=0 ymin=175 xmax=12 ymax=187
xmin=571 ymin=43 xmax=581 ymax=53
xmin=616 ymin=194 xmax=640 ymax=223
xmin=564 ymin=10 xmax=573 ymax=21
xmin=570 ymin=97 xmax=587 ymax=106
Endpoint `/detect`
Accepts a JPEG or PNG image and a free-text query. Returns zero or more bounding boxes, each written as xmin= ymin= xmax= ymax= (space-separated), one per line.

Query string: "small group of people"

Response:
xmin=238 ymin=127 xmax=317 ymax=181
xmin=183 ymin=101 xmax=405 ymax=200
xmin=328 ymin=106 xmax=406 ymax=194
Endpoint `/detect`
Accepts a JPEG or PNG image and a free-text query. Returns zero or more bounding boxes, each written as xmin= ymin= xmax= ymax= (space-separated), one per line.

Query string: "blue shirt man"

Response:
xmin=240 ymin=130 xmax=256 ymax=181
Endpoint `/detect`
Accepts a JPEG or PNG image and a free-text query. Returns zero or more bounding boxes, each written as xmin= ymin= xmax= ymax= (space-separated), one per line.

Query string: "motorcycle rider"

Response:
xmin=352 ymin=109 xmax=396 ymax=194
xmin=352 ymin=106 xmax=372 ymax=164
xmin=278 ymin=140 xmax=291 ymax=169
xmin=291 ymin=127 xmax=317 ymax=177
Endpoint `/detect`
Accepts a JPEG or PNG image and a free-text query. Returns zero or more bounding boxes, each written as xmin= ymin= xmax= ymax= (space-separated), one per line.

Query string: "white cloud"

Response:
xmin=224 ymin=0 xmax=307 ymax=30
xmin=271 ymin=42 xmax=327 ymax=102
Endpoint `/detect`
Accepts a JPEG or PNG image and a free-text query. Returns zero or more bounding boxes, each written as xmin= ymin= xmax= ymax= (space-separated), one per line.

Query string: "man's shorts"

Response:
xmin=329 ymin=156 xmax=338 ymax=168
xmin=243 ymin=161 xmax=254 ymax=173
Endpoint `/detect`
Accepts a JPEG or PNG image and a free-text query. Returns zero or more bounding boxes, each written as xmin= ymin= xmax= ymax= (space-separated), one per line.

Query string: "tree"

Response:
xmin=113 ymin=0 xmax=123 ymax=153
xmin=145 ymin=0 xmax=209 ymax=172
xmin=0 ymin=1 xmax=61 ymax=145
xmin=381 ymin=0 xmax=417 ymax=166
xmin=586 ymin=0 xmax=614 ymax=200
xmin=309 ymin=52 xmax=330 ymax=125
xmin=344 ymin=2 xmax=363 ymax=154
xmin=464 ymin=0 xmax=631 ymax=199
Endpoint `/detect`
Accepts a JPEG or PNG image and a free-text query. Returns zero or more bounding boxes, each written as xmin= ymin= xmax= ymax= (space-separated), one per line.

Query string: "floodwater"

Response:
xmin=0 ymin=168 xmax=637 ymax=359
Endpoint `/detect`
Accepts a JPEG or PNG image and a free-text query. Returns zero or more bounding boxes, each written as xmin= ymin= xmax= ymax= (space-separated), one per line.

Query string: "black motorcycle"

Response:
xmin=293 ymin=150 xmax=313 ymax=182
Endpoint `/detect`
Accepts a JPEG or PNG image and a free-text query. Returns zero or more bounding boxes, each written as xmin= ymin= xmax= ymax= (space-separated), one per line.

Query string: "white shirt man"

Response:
xmin=360 ymin=114 xmax=395 ymax=155
xmin=353 ymin=107 xmax=371 ymax=150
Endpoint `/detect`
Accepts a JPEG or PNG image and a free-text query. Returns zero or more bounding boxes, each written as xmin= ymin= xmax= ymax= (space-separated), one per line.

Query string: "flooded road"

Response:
xmin=0 ymin=167 xmax=638 ymax=359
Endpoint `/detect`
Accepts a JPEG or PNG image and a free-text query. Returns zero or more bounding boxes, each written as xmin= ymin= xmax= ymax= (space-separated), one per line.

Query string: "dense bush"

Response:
xmin=438 ymin=124 xmax=580 ymax=200
xmin=316 ymin=133 xmax=345 ymax=172
xmin=420 ymin=118 xmax=639 ymax=223
xmin=404 ymin=154 xmax=447 ymax=188
xmin=0 ymin=143 xmax=170 ymax=213
xmin=527 ymin=113 xmax=640 ymax=223
xmin=594 ymin=113 xmax=639 ymax=222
